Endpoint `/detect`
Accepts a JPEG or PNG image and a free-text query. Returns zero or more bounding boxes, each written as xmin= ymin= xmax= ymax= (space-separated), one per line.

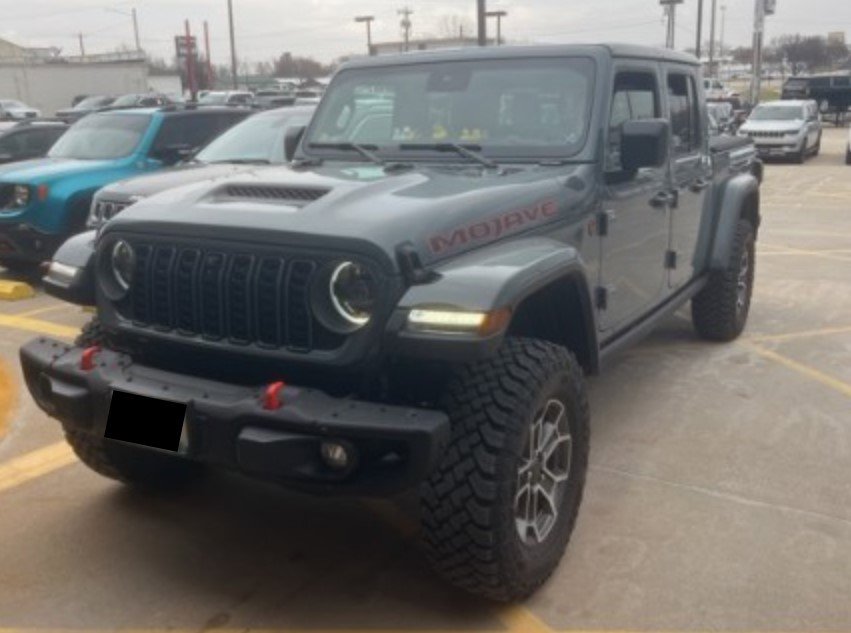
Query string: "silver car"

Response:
xmin=0 ymin=99 xmax=41 ymax=121
xmin=738 ymin=99 xmax=821 ymax=163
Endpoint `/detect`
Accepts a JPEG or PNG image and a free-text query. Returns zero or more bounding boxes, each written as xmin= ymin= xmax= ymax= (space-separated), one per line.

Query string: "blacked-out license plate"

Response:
xmin=105 ymin=390 xmax=187 ymax=453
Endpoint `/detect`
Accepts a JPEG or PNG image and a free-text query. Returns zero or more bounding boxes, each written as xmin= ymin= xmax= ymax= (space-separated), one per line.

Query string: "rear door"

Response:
xmin=598 ymin=63 xmax=670 ymax=333
xmin=665 ymin=67 xmax=712 ymax=289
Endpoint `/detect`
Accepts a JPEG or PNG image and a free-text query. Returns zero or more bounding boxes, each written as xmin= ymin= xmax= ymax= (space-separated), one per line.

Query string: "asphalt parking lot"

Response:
xmin=0 ymin=126 xmax=850 ymax=633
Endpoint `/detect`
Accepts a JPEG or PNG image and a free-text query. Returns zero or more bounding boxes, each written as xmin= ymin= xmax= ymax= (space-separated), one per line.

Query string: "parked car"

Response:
xmin=0 ymin=120 xmax=67 ymax=165
xmin=33 ymin=44 xmax=762 ymax=601
xmin=738 ymin=99 xmax=821 ymax=163
xmin=198 ymin=91 xmax=255 ymax=107
xmin=782 ymin=72 xmax=851 ymax=121
xmin=253 ymin=90 xmax=296 ymax=110
xmin=107 ymin=93 xmax=174 ymax=110
xmin=88 ymin=105 xmax=315 ymax=227
xmin=0 ymin=106 xmax=249 ymax=271
xmin=55 ymin=96 xmax=116 ymax=124
xmin=0 ymin=99 xmax=41 ymax=121
xmin=293 ymin=89 xmax=323 ymax=105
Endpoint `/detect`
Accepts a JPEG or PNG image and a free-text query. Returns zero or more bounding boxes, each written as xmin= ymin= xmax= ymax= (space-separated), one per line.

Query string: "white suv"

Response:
xmin=738 ymin=100 xmax=822 ymax=163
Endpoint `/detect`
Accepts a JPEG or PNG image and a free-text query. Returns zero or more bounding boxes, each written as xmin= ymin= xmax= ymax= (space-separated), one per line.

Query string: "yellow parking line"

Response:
xmin=744 ymin=342 xmax=851 ymax=399
xmin=497 ymin=605 xmax=555 ymax=633
xmin=0 ymin=314 xmax=78 ymax=339
xmin=0 ymin=358 xmax=16 ymax=441
xmin=749 ymin=325 xmax=851 ymax=343
xmin=0 ymin=442 xmax=77 ymax=495
xmin=13 ymin=304 xmax=75 ymax=319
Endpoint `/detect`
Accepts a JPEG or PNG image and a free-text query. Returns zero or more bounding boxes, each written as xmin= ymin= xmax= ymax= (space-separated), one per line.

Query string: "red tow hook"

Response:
xmin=80 ymin=346 xmax=101 ymax=371
xmin=263 ymin=381 xmax=287 ymax=410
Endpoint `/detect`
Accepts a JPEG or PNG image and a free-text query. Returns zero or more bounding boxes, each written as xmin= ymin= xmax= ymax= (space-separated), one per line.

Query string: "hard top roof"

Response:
xmin=340 ymin=43 xmax=698 ymax=71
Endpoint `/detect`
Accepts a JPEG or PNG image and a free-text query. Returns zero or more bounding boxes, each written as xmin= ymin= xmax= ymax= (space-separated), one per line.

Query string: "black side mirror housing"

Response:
xmin=284 ymin=125 xmax=307 ymax=162
xmin=620 ymin=119 xmax=670 ymax=171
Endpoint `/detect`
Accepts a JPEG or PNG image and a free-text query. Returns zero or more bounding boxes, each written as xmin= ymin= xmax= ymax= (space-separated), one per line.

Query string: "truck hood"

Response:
xmin=0 ymin=157 xmax=118 ymax=184
xmin=108 ymin=161 xmax=596 ymax=269
xmin=97 ymin=163 xmax=268 ymax=201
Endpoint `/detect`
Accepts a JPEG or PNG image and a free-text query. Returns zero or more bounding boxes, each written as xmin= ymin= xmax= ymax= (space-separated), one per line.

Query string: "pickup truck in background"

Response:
xmin=26 ymin=44 xmax=761 ymax=601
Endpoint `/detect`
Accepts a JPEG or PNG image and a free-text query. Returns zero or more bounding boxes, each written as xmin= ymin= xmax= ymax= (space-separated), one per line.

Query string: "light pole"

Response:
xmin=750 ymin=0 xmax=776 ymax=105
xmin=660 ymin=0 xmax=683 ymax=49
xmin=708 ymin=0 xmax=718 ymax=77
xmin=477 ymin=0 xmax=487 ymax=46
xmin=696 ymin=0 xmax=704 ymax=60
xmin=355 ymin=16 xmax=375 ymax=55
xmin=227 ymin=0 xmax=238 ymax=89
xmin=398 ymin=7 xmax=413 ymax=52
xmin=486 ymin=10 xmax=507 ymax=46
xmin=105 ymin=7 xmax=141 ymax=52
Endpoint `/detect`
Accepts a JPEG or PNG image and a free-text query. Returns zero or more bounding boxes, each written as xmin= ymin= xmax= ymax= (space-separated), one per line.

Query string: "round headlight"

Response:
xmin=111 ymin=240 xmax=135 ymax=291
xmin=329 ymin=262 xmax=376 ymax=327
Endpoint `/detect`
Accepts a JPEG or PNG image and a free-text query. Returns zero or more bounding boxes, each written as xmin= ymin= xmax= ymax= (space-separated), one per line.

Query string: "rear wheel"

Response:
xmin=845 ymin=147 xmax=851 ymax=165
xmin=420 ymin=338 xmax=589 ymax=601
xmin=692 ymin=218 xmax=756 ymax=342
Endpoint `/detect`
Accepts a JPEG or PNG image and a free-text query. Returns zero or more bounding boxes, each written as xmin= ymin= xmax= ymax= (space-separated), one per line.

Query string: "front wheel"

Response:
xmin=845 ymin=147 xmax=851 ymax=165
xmin=692 ymin=218 xmax=756 ymax=342
xmin=420 ymin=338 xmax=589 ymax=602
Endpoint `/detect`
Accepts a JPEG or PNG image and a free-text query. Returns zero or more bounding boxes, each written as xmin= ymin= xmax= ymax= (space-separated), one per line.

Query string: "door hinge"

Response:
xmin=597 ymin=210 xmax=615 ymax=237
xmin=665 ymin=249 xmax=678 ymax=270
xmin=595 ymin=286 xmax=609 ymax=311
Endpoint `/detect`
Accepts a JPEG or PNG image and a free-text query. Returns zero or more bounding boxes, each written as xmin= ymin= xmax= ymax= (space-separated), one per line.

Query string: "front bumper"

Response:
xmin=20 ymin=337 xmax=451 ymax=495
xmin=0 ymin=223 xmax=64 ymax=263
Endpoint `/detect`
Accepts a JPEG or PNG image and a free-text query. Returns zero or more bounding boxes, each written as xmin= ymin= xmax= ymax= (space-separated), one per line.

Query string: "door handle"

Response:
xmin=690 ymin=178 xmax=711 ymax=193
xmin=650 ymin=190 xmax=678 ymax=208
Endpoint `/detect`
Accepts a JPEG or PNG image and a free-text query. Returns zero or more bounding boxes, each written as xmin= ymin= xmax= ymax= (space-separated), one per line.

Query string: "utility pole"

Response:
xmin=486 ymin=10 xmax=507 ymax=46
xmin=78 ymin=33 xmax=86 ymax=57
xmin=660 ymin=0 xmax=682 ymax=49
xmin=227 ymin=0 xmax=238 ymax=89
xmin=477 ymin=0 xmax=487 ymax=46
xmin=398 ymin=7 xmax=413 ymax=52
xmin=708 ymin=0 xmax=718 ymax=77
xmin=131 ymin=8 xmax=141 ymax=51
xmin=355 ymin=16 xmax=375 ymax=56
xmin=719 ymin=4 xmax=727 ymax=76
xmin=185 ymin=20 xmax=197 ymax=101
xmin=696 ymin=0 xmax=704 ymax=60
xmin=204 ymin=21 xmax=213 ymax=89
xmin=750 ymin=0 xmax=776 ymax=105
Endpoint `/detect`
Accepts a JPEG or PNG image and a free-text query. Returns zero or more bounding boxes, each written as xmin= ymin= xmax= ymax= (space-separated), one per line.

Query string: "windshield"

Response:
xmin=305 ymin=57 xmax=595 ymax=161
xmin=199 ymin=93 xmax=228 ymax=105
xmin=74 ymin=96 xmax=111 ymax=110
xmin=112 ymin=94 xmax=144 ymax=107
xmin=48 ymin=113 xmax=150 ymax=160
xmin=195 ymin=110 xmax=312 ymax=164
xmin=749 ymin=105 xmax=804 ymax=121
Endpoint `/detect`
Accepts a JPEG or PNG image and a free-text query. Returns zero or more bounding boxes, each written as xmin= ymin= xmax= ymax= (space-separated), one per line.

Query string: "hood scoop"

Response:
xmin=221 ymin=184 xmax=330 ymax=204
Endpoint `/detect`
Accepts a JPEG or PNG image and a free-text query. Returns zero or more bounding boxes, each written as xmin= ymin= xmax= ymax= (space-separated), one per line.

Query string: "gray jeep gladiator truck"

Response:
xmin=22 ymin=44 xmax=760 ymax=601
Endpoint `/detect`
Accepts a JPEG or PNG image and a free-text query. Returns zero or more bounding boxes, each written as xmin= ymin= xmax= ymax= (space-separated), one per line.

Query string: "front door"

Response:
xmin=599 ymin=66 xmax=670 ymax=333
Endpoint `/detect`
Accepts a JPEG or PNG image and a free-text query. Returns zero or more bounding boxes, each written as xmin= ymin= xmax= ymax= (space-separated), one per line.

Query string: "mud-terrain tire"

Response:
xmin=812 ymin=133 xmax=822 ymax=156
xmin=420 ymin=338 xmax=590 ymax=602
xmin=65 ymin=429 xmax=197 ymax=488
xmin=845 ymin=148 xmax=851 ymax=165
xmin=67 ymin=316 xmax=198 ymax=488
xmin=692 ymin=218 xmax=756 ymax=342
xmin=792 ymin=141 xmax=806 ymax=164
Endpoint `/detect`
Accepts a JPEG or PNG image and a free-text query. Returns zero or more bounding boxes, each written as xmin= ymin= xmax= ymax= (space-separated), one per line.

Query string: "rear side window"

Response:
xmin=26 ymin=128 xmax=65 ymax=154
xmin=607 ymin=70 xmax=659 ymax=171
xmin=151 ymin=113 xmax=245 ymax=153
xmin=667 ymin=73 xmax=702 ymax=154
xmin=0 ymin=132 xmax=24 ymax=155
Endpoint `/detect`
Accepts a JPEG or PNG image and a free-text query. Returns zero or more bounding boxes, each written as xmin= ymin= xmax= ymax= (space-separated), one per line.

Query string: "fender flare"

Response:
xmin=388 ymin=237 xmax=599 ymax=368
xmin=707 ymin=173 xmax=760 ymax=271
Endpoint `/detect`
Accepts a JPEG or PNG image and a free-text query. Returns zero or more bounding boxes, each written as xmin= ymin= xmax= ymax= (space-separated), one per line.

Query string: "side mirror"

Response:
xmin=284 ymin=125 xmax=306 ymax=162
xmin=620 ymin=119 xmax=670 ymax=172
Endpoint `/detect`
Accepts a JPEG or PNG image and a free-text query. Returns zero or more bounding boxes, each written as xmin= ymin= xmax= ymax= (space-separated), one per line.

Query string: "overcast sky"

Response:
xmin=1 ymin=0 xmax=849 ymax=66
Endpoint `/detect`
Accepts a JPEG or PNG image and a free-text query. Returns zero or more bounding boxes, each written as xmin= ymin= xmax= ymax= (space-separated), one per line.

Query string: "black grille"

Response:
xmin=125 ymin=243 xmax=345 ymax=352
xmin=223 ymin=184 xmax=329 ymax=202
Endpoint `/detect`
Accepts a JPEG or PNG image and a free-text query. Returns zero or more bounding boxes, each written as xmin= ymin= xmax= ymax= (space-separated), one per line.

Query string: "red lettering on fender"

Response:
xmin=428 ymin=198 xmax=560 ymax=255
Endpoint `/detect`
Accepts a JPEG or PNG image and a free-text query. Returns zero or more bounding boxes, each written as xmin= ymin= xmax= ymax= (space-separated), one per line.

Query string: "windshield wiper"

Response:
xmin=398 ymin=143 xmax=499 ymax=170
xmin=307 ymin=142 xmax=384 ymax=165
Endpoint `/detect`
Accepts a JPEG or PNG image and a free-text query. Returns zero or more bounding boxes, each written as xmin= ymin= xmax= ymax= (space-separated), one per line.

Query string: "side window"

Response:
xmin=152 ymin=115 xmax=229 ymax=153
xmin=607 ymin=70 xmax=660 ymax=172
xmin=0 ymin=132 xmax=24 ymax=155
xmin=24 ymin=129 xmax=61 ymax=154
xmin=667 ymin=73 xmax=701 ymax=154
